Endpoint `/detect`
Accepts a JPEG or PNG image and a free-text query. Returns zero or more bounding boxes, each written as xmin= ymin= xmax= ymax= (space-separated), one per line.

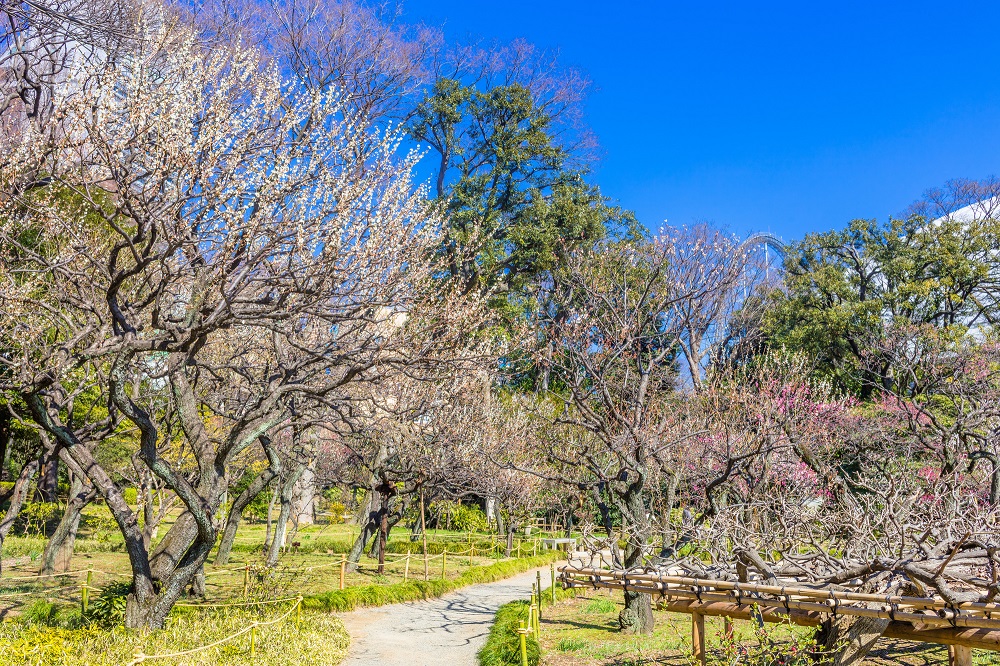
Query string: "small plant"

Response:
xmin=87 ymin=580 xmax=131 ymax=627
xmin=22 ymin=599 xmax=82 ymax=628
xmin=583 ymin=597 xmax=617 ymax=614
xmin=556 ymin=637 xmax=588 ymax=652
xmin=715 ymin=611 xmax=831 ymax=665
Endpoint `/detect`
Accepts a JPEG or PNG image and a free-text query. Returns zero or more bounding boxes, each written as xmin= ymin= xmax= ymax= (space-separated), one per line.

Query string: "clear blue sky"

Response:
xmin=403 ymin=0 xmax=1000 ymax=242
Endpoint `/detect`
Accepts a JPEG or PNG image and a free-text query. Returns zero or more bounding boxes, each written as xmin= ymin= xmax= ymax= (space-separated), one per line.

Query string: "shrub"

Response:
xmin=556 ymin=637 xmax=587 ymax=652
xmin=449 ymin=503 xmax=489 ymax=533
xmin=583 ymin=597 xmax=617 ymax=614
xmin=87 ymin=580 xmax=130 ymax=627
xmin=22 ymin=600 xmax=82 ymax=628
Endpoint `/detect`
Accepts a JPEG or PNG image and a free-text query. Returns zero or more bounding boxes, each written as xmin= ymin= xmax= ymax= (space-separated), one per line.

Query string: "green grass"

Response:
xmin=0 ymin=606 xmax=349 ymax=666
xmin=302 ymin=552 xmax=564 ymax=613
xmin=478 ymin=600 xmax=540 ymax=666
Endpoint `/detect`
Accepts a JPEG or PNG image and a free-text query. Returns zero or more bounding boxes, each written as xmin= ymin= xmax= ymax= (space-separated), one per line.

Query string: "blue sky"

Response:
xmin=403 ymin=0 xmax=1000 ymax=242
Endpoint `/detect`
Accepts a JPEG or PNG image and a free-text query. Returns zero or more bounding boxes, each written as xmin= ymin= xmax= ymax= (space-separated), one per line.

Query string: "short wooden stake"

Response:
xmin=82 ymin=569 xmax=92 ymax=616
xmin=533 ymin=539 xmax=537 ymax=557
xmin=423 ymin=547 xmax=429 ymax=581
xmin=404 ymin=550 xmax=410 ymax=581
xmin=692 ymin=612 xmax=706 ymax=666
xmin=441 ymin=549 xmax=447 ymax=579
xmin=518 ymin=620 xmax=528 ymax=666
xmin=949 ymin=645 xmax=973 ymax=666
xmin=243 ymin=564 xmax=250 ymax=597
xmin=250 ymin=623 xmax=257 ymax=657
xmin=296 ymin=596 xmax=302 ymax=627
xmin=339 ymin=553 xmax=346 ymax=590
xmin=550 ymin=564 xmax=556 ymax=604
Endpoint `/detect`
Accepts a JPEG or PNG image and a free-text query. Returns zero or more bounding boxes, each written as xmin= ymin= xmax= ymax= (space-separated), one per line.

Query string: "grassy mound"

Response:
xmin=478 ymin=600 xmax=539 ymax=666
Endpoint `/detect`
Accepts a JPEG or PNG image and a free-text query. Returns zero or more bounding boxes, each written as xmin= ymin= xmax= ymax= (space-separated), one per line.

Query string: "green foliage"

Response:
xmin=442 ymin=502 xmax=489 ymax=533
xmin=477 ymin=599 xmax=539 ymax=666
xmin=21 ymin=600 xmax=82 ymax=628
xmin=715 ymin=614 xmax=832 ymax=665
xmin=86 ymin=580 xmax=130 ymax=627
xmin=583 ymin=597 xmax=617 ymax=614
xmin=764 ymin=215 xmax=1000 ymax=395
xmin=409 ymin=78 xmax=627 ymax=320
xmin=556 ymin=637 xmax=587 ymax=652
xmin=121 ymin=487 xmax=138 ymax=506
xmin=19 ymin=502 xmax=60 ymax=537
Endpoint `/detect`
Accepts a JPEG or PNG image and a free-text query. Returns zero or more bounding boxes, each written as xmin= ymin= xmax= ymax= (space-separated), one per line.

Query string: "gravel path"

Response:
xmin=339 ymin=568 xmax=548 ymax=666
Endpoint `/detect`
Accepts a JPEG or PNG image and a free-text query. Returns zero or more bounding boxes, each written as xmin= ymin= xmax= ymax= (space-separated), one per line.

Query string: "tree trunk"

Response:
xmin=216 ymin=456 xmax=280 ymax=566
xmin=0 ymin=457 xmax=40 ymax=573
xmin=618 ymin=538 xmax=654 ymax=634
xmin=818 ymin=615 xmax=889 ymax=665
xmin=0 ymin=404 xmax=11 ymax=483
xmin=40 ymin=466 xmax=95 ymax=574
xmin=290 ymin=463 xmax=316 ymax=526
xmin=264 ymin=482 xmax=278 ymax=549
xmin=34 ymin=446 xmax=59 ymax=503
xmin=266 ymin=463 xmax=305 ymax=567
xmin=348 ymin=490 xmax=379 ymax=571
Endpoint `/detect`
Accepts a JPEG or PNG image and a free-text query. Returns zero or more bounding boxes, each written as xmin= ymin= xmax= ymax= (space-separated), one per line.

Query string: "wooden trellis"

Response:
xmin=559 ymin=566 xmax=1000 ymax=665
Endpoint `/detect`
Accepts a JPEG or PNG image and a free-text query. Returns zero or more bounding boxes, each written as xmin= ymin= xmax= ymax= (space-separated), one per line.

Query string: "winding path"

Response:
xmin=339 ymin=568 xmax=547 ymax=666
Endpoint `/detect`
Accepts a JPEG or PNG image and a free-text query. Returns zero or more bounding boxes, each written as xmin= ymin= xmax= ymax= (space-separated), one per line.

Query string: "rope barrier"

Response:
xmin=128 ymin=596 xmax=302 ymax=665
xmin=173 ymin=595 xmax=300 ymax=609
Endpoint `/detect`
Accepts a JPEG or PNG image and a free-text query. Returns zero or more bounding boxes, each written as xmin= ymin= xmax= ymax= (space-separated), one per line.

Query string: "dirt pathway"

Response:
xmin=339 ymin=568 xmax=548 ymax=666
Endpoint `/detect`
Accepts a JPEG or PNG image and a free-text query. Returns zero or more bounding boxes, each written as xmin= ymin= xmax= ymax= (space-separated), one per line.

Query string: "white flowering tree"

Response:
xmin=0 ymin=12 xmax=484 ymax=627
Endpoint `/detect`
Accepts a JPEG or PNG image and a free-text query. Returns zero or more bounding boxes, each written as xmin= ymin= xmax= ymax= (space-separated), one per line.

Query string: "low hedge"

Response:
xmin=478 ymin=600 xmax=539 ymax=666
xmin=301 ymin=552 xmax=564 ymax=613
xmin=478 ymin=573 xmax=580 ymax=666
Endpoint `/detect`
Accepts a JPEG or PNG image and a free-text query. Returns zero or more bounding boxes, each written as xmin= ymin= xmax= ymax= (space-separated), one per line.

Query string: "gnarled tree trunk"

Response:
xmin=0 ymin=456 xmax=40 ymax=574
xmin=40 ymin=461 xmax=96 ymax=574
xmin=266 ymin=463 xmax=305 ymax=567
xmin=217 ymin=444 xmax=280 ymax=566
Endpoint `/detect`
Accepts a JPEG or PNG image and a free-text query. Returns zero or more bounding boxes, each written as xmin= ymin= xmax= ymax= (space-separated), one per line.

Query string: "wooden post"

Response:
xmin=536 ymin=571 xmax=542 ymax=620
xmin=550 ymin=564 xmax=556 ymax=604
xmin=518 ymin=620 xmax=528 ymax=666
xmin=949 ymin=645 xmax=973 ymax=666
xmin=533 ymin=539 xmax=537 ymax=557
xmin=243 ymin=564 xmax=250 ymax=597
xmin=296 ymin=596 xmax=302 ymax=627
xmin=441 ymin=549 xmax=447 ymax=579
xmin=692 ymin=612 xmax=706 ymax=666
xmin=339 ymin=553 xmax=346 ymax=590
xmin=404 ymin=550 xmax=410 ymax=582
xmin=250 ymin=623 xmax=257 ymax=657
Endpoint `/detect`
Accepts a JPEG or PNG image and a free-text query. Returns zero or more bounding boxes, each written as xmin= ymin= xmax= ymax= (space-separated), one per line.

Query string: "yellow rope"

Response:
xmin=173 ymin=596 xmax=300 ymax=608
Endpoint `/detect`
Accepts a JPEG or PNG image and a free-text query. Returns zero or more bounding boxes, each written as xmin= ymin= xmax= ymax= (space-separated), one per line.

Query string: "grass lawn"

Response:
xmin=536 ymin=590 xmax=998 ymax=665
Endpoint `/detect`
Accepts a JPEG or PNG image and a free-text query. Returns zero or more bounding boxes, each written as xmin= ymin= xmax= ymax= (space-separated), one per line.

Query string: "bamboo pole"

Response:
xmin=421 ymin=488 xmax=429 ymax=582
xmin=442 ymin=549 xmax=447 ymax=579
xmin=518 ymin=620 xmax=528 ymax=666
xmin=243 ymin=564 xmax=250 ymax=597
xmin=81 ymin=569 xmax=92 ymax=616
xmin=550 ymin=564 xmax=556 ymax=604
xmin=536 ymin=571 xmax=543 ymax=620
xmin=404 ymin=550 xmax=410 ymax=582
xmin=339 ymin=553 xmax=346 ymax=590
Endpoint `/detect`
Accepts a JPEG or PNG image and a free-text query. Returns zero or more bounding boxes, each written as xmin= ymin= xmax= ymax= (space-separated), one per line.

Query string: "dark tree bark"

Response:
xmin=0 ymin=456 xmax=40 ymax=574
xmin=0 ymin=404 xmax=11 ymax=483
xmin=40 ymin=459 xmax=96 ymax=574
xmin=266 ymin=462 xmax=305 ymax=567
xmin=34 ymin=444 xmax=59 ymax=503
xmin=216 ymin=440 xmax=281 ymax=566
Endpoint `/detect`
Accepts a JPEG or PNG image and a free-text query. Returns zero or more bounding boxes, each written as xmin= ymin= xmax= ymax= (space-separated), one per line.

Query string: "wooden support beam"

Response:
xmin=949 ymin=645 xmax=973 ymax=666
xmin=692 ymin=612 xmax=706 ymax=666
xmin=659 ymin=599 xmax=1000 ymax=652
